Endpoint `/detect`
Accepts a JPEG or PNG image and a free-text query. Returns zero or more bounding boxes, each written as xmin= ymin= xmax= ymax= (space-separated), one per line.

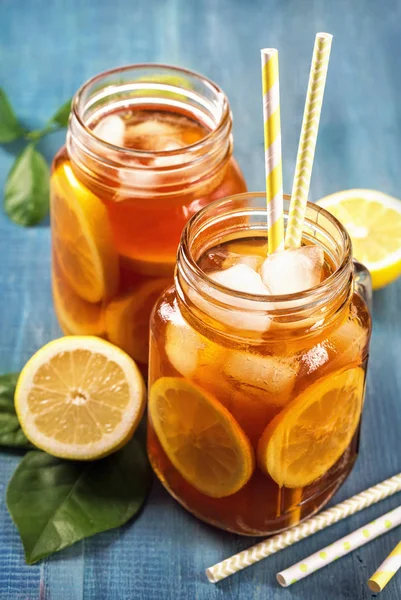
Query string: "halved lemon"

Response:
xmin=51 ymin=162 xmax=119 ymax=302
xmin=15 ymin=336 xmax=146 ymax=460
xmin=106 ymin=278 xmax=170 ymax=365
xmin=257 ymin=367 xmax=365 ymax=488
xmin=149 ymin=377 xmax=254 ymax=497
xmin=317 ymin=189 xmax=401 ymax=289
xmin=52 ymin=258 xmax=105 ymax=336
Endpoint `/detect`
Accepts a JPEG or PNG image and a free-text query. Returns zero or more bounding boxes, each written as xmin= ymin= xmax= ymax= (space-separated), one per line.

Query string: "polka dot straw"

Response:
xmin=277 ymin=505 xmax=401 ymax=587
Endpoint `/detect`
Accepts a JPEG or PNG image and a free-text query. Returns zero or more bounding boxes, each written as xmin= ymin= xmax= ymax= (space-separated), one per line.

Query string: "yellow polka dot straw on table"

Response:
xmin=276 ymin=505 xmax=401 ymax=587
xmin=261 ymin=48 xmax=284 ymax=254
xmin=285 ymin=32 xmax=333 ymax=249
xmin=205 ymin=473 xmax=401 ymax=583
xmin=368 ymin=541 xmax=401 ymax=593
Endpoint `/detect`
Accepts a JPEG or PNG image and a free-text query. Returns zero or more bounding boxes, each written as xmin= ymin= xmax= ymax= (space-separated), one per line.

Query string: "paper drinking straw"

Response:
xmin=368 ymin=541 xmax=401 ymax=593
xmin=285 ymin=33 xmax=333 ymax=249
xmin=277 ymin=506 xmax=401 ymax=587
xmin=205 ymin=473 xmax=401 ymax=583
xmin=261 ymin=48 xmax=284 ymax=254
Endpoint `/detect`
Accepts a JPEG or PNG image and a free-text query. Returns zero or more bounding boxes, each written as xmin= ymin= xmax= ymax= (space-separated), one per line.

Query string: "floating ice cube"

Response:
xmin=153 ymin=141 xmax=188 ymax=167
xmin=210 ymin=264 xmax=271 ymax=296
xmin=300 ymin=342 xmax=330 ymax=375
xmin=93 ymin=115 xmax=125 ymax=146
xmin=125 ymin=119 xmax=177 ymax=147
xmin=222 ymin=252 xmax=264 ymax=272
xmin=261 ymin=246 xmax=324 ymax=295
xmin=165 ymin=315 xmax=204 ymax=377
xmin=328 ymin=319 xmax=368 ymax=370
xmin=189 ymin=264 xmax=272 ymax=332
xmin=118 ymin=161 xmax=158 ymax=192
xmin=224 ymin=350 xmax=299 ymax=405
xmin=165 ymin=313 xmax=223 ymax=377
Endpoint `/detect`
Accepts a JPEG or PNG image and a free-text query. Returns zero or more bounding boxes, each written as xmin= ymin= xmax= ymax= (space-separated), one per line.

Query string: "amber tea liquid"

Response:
xmin=50 ymin=105 xmax=246 ymax=372
xmin=148 ymin=236 xmax=371 ymax=535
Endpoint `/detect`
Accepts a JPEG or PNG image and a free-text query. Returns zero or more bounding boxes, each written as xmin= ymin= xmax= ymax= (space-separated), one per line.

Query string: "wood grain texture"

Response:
xmin=1 ymin=0 xmax=401 ymax=598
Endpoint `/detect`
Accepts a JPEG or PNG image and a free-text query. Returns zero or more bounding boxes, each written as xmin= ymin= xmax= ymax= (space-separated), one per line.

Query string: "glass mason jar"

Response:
xmin=50 ymin=64 xmax=246 ymax=373
xmin=148 ymin=193 xmax=372 ymax=536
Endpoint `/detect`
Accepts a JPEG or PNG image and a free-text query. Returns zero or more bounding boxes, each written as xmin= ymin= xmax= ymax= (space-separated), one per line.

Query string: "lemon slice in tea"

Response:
xmin=257 ymin=368 xmax=365 ymax=488
xmin=51 ymin=162 xmax=118 ymax=302
xmin=149 ymin=377 xmax=254 ymax=498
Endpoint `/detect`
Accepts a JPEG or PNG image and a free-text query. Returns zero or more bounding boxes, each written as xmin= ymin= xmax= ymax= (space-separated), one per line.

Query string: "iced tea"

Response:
xmin=147 ymin=194 xmax=371 ymax=535
xmin=50 ymin=66 xmax=246 ymax=372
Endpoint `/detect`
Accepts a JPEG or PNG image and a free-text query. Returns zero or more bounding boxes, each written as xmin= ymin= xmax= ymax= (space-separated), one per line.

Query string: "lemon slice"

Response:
xmin=15 ymin=336 xmax=145 ymax=460
xmin=317 ymin=189 xmax=401 ymax=289
xmin=257 ymin=368 xmax=365 ymax=488
xmin=51 ymin=162 xmax=119 ymax=302
xmin=149 ymin=377 xmax=254 ymax=498
xmin=52 ymin=257 xmax=105 ymax=336
xmin=106 ymin=278 xmax=170 ymax=365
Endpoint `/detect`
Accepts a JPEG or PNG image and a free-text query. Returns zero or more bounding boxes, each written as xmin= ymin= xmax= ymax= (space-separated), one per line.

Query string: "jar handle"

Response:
xmin=353 ymin=259 xmax=372 ymax=311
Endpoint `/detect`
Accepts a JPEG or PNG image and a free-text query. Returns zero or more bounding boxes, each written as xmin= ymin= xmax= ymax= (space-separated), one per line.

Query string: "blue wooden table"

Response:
xmin=1 ymin=0 xmax=401 ymax=598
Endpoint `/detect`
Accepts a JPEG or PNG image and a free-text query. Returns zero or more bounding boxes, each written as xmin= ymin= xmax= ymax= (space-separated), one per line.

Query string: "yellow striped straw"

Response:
xmin=285 ymin=33 xmax=333 ymax=248
xmin=261 ymin=48 xmax=284 ymax=254
xmin=205 ymin=473 xmax=401 ymax=584
xmin=368 ymin=541 xmax=401 ymax=593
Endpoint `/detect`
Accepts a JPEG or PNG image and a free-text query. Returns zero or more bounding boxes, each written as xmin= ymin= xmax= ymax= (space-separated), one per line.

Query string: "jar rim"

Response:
xmin=71 ymin=63 xmax=231 ymax=159
xmin=178 ymin=192 xmax=353 ymax=308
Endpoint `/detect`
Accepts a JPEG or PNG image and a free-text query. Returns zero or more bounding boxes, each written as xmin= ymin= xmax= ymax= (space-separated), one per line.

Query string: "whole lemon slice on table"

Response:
xmin=149 ymin=377 xmax=254 ymax=498
xmin=51 ymin=162 xmax=118 ymax=302
xmin=317 ymin=189 xmax=401 ymax=289
xmin=15 ymin=337 xmax=145 ymax=460
xmin=257 ymin=368 xmax=365 ymax=488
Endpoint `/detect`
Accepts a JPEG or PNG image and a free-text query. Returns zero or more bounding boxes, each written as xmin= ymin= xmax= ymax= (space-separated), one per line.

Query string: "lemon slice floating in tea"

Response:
xmin=52 ymin=257 xmax=105 ymax=336
xmin=257 ymin=368 xmax=365 ymax=488
xmin=149 ymin=377 xmax=254 ymax=498
xmin=106 ymin=278 xmax=170 ymax=365
xmin=52 ymin=162 xmax=119 ymax=302
xmin=15 ymin=336 xmax=145 ymax=460
xmin=317 ymin=189 xmax=401 ymax=289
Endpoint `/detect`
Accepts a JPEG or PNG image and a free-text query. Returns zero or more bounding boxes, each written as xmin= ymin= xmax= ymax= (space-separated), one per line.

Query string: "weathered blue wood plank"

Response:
xmin=1 ymin=0 xmax=401 ymax=598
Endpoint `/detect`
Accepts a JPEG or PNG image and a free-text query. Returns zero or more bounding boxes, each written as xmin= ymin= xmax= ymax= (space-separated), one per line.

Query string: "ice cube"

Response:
xmin=153 ymin=141 xmax=188 ymax=167
xmin=125 ymin=119 xmax=177 ymax=146
xmin=165 ymin=313 xmax=223 ymax=377
xmin=328 ymin=319 xmax=368 ymax=370
xmin=210 ymin=264 xmax=271 ymax=295
xmin=261 ymin=246 xmax=324 ymax=295
xmin=93 ymin=115 xmax=125 ymax=146
xmin=118 ymin=161 xmax=158 ymax=192
xmin=188 ymin=264 xmax=273 ymax=332
xmin=300 ymin=342 xmax=330 ymax=375
xmin=224 ymin=350 xmax=299 ymax=405
xmin=222 ymin=252 xmax=264 ymax=272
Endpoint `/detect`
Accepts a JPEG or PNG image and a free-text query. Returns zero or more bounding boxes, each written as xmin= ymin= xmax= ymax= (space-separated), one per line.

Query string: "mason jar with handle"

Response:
xmin=147 ymin=193 xmax=372 ymax=536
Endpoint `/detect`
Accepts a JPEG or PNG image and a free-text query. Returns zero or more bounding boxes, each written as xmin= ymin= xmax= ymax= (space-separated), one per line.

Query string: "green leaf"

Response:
xmin=0 ymin=88 xmax=25 ymax=142
xmin=4 ymin=144 xmax=50 ymax=226
xmin=0 ymin=373 xmax=32 ymax=449
xmin=48 ymin=98 xmax=72 ymax=128
xmin=6 ymin=433 xmax=152 ymax=564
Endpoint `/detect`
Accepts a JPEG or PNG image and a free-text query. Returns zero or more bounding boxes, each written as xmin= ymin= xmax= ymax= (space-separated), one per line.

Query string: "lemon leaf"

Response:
xmin=6 ymin=430 xmax=152 ymax=564
xmin=48 ymin=98 xmax=73 ymax=128
xmin=0 ymin=373 xmax=32 ymax=450
xmin=4 ymin=144 xmax=50 ymax=227
xmin=0 ymin=88 xmax=25 ymax=143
